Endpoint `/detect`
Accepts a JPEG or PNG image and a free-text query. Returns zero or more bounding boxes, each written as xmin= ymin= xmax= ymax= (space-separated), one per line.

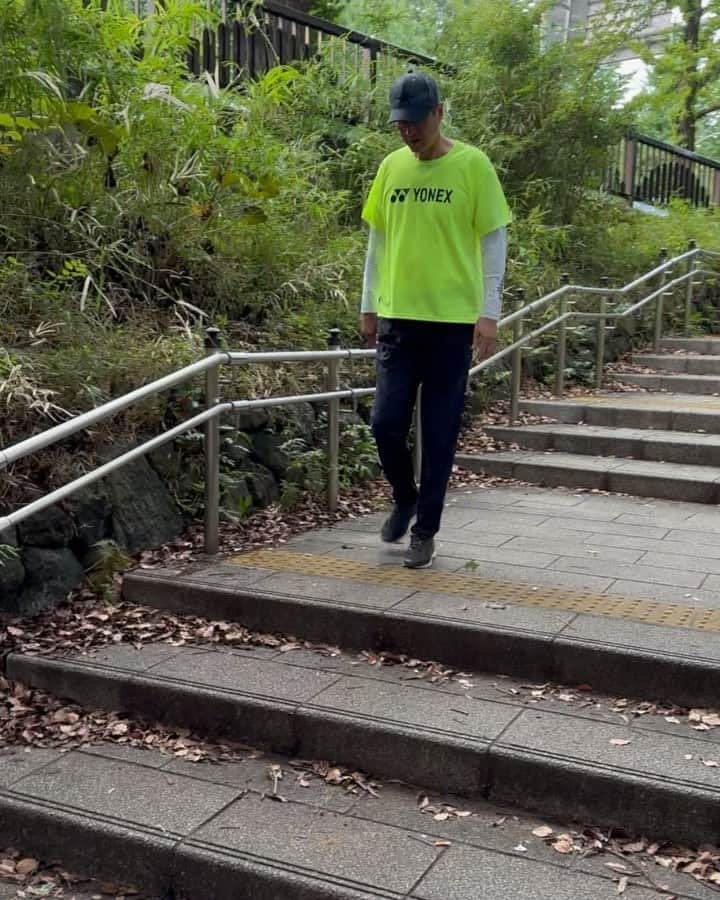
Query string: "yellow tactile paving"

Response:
xmin=232 ymin=550 xmax=720 ymax=633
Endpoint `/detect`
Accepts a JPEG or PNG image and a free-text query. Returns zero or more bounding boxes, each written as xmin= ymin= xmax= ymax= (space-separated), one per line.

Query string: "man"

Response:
xmin=361 ymin=69 xmax=510 ymax=569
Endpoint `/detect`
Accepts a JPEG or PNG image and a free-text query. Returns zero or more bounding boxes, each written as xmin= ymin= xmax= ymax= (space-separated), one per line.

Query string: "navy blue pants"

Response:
xmin=371 ymin=317 xmax=473 ymax=539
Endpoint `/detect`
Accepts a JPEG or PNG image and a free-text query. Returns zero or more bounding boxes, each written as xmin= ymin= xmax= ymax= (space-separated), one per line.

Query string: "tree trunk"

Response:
xmin=675 ymin=0 xmax=702 ymax=151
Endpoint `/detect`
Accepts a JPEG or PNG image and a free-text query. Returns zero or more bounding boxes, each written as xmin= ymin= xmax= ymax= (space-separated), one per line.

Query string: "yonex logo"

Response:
xmin=389 ymin=187 xmax=453 ymax=204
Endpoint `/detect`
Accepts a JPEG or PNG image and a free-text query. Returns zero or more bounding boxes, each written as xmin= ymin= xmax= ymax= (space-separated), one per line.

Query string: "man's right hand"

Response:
xmin=360 ymin=312 xmax=378 ymax=347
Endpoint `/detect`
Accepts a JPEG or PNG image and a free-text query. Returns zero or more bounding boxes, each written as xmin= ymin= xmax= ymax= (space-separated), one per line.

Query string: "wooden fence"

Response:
xmin=605 ymin=133 xmax=720 ymax=209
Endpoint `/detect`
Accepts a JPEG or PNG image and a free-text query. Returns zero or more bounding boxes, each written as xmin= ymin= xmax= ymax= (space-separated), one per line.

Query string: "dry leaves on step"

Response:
xmin=417 ymin=795 xmax=473 ymax=821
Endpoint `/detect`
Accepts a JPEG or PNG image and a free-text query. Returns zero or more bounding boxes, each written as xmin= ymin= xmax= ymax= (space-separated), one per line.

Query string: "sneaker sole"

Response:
xmin=403 ymin=552 xmax=436 ymax=570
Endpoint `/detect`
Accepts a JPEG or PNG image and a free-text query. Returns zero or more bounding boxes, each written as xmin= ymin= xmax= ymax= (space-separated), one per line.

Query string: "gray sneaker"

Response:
xmin=381 ymin=503 xmax=417 ymax=543
xmin=403 ymin=535 xmax=436 ymax=569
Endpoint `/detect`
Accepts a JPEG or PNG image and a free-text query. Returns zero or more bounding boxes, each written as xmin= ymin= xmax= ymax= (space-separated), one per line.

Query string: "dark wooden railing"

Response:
xmin=605 ymin=133 xmax=720 ymax=208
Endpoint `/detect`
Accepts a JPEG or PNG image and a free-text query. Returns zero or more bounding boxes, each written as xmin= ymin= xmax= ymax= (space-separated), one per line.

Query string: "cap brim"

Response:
xmin=387 ymin=105 xmax=433 ymax=125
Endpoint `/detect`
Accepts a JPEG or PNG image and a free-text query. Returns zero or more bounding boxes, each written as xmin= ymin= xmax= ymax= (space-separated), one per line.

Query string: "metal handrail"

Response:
xmin=1 ymin=242 xmax=717 ymax=554
xmin=0 ymin=354 xmax=231 ymax=470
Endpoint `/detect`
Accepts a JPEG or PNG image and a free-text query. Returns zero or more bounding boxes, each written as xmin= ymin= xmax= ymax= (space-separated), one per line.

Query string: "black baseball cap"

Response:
xmin=388 ymin=71 xmax=440 ymax=124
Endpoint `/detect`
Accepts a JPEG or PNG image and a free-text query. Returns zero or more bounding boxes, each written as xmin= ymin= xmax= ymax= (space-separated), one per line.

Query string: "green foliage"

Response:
xmin=84 ymin=539 xmax=133 ymax=593
xmin=325 ymin=0 xmax=448 ymax=55
xmin=0 ymin=544 xmax=20 ymax=566
xmin=439 ymin=0 xmax=630 ymax=225
xmin=280 ymin=419 xmax=379 ymax=509
xmin=3 ymin=0 xmax=720 ymax=515
xmin=600 ymin=0 xmax=720 ymax=153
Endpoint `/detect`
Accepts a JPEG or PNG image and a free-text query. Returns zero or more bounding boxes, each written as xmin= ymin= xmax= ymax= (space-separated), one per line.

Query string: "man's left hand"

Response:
xmin=473 ymin=317 xmax=498 ymax=362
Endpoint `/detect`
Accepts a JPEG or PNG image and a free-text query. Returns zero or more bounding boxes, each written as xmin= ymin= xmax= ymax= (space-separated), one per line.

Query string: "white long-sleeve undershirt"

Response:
xmin=360 ymin=225 xmax=508 ymax=321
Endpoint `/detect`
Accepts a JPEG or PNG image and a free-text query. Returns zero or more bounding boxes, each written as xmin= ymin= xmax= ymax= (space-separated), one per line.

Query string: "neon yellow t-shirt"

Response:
xmin=361 ymin=141 xmax=511 ymax=324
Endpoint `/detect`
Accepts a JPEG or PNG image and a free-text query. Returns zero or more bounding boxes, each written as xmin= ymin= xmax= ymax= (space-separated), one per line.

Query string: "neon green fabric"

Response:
xmin=362 ymin=141 xmax=511 ymax=323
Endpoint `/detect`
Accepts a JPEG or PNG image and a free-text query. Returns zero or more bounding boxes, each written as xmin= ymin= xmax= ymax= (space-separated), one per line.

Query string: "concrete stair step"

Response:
xmin=484 ymin=423 xmax=720 ymax=466
xmin=8 ymin=643 xmax=720 ymax=848
xmin=455 ymin=450 xmax=720 ymax=504
xmin=660 ymin=336 xmax=720 ymax=354
xmin=612 ymin=373 xmax=720 ymax=394
xmin=519 ymin=394 xmax=720 ymax=433
xmin=4 ymin=743 xmax=709 ymax=900
xmin=115 ymin=563 xmax=720 ymax=710
xmin=633 ymin=353 xmax=720 ymax=375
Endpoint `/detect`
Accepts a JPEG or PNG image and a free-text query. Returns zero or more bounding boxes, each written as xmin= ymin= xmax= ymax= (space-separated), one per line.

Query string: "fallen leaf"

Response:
xmin=617 ymin=875 xmax=628 ymax=894
xmin=514 ymin=844 xmax=528 ymax=853
xmin=701 ymin=759 xmax=719 ymax=767
xmin=532 ymin=826 xmax=554 ymax=838
xmin=551 ymin=835 xmax=575 ymax=854
xmin=664 ymin=717 xmax=681 ymax=725
xmin=14 ymin=857 xmax=39 ymax=875
xmin=621 ymin=839 xmax=646 ymax=853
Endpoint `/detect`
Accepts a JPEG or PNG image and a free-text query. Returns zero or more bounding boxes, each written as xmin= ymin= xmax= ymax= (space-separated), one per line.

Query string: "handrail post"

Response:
xmin=555 ymin=274 xmax=570 ymax=397
xmin=684 ymin=239 xmax=698 ymax=336
xmin=326 ymin=328 xmax=341 ymax=513
xmin=510 ymin=288 xmax=524 ymax=422
xmin=204 ymin=327 xmax=222 ymax=555
xmin=596 ymin=276 xmax=609 ymax=390
xmin=654 ymin=247 xmax=669 ymax=351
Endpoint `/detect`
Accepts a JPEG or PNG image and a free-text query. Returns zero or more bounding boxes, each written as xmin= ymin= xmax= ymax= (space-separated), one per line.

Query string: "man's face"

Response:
xmin=394 ymin=105 xmax=443 ymax=156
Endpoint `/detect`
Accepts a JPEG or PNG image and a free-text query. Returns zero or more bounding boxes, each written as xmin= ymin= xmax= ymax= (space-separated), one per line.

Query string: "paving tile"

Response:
xmin=463 ymin=518 xmax=595 ymax=544
xmin=350 ymin=782 xmax=574 ymax=869
xmin=459 ymin=510 xmax=551 ymax=531
xmin=700 ymin=574 xmax=720 ymax=591
xmin=666 ymin=527 xmax=720 ymax=546
xmin=497 ymin=707 xmax=720 ymax=789
xmin=508 ymin=502 xmax=622 ymax=522
xmin=412 ymin=845 xmax=657 ymax=900
xmin=182 ymin=792 xmax=437 ymax=897
xmin=161 ymin=752 xmax=358 ymax=813
xmin=590 ymin=531 xmax=720 ymax=560
xmin=177 ymin=564 xmax=277 ymax=586
xmin=0 ymin=747 xmax=60 ymax=787
xmin=79 ymin=743 xmax=170 ymax=770
xmin=549 ymin=556 xmax=705 ymax=589
xmin=639 ymin=550 xmax=720 ymax=576
xmin=494 ymin=488 xmax=587 ymax=508
xmin=607 ymin=580 xmax=720 ymax=608
xmin=437 ymin=560 xmax=615 ymax=593
xmin=249 ymin=572 xmax=415 ymax=608
xmin=305 ymin=676 xmax=517 ymax=742
xmin=389 ymin=591 xmax=575 ymax=635
xmin=82 ymin=643 xmax=186 ymax=673
xmin=541 ymin=515 xmax=670 ymax=540
xmin=146 ymin=649 xmax=340 ymax=702
xmin=558 ymin=614 xmax=720 ymax=663
xmin=281 ymin=536 xmax=338 ymax=554
xmin=569 ymin=848 xmax=719 ymax=900
xmin=501 ymin=535 xmax=643 ymax=564
xmin=11 ymin=751 xmax=239 ymax=837
xmin=683 ymin=510 xmax=720 ymax=532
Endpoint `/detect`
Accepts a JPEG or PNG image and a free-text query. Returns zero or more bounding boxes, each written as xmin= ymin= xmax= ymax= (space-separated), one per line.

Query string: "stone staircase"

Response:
xmin=3 ymin=336 xmax=720 ymax=898
xmin=459 ymin=336 xmax=720 ymax=503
